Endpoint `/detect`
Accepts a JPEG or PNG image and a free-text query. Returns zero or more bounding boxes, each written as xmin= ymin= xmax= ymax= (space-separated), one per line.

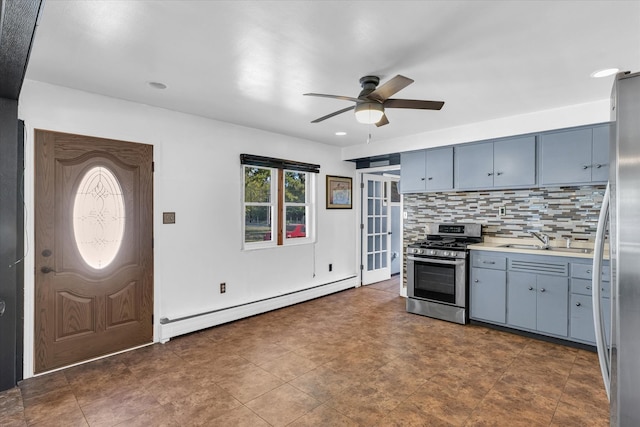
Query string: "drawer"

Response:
xmin=472 ymin=254 xmax=507 ymax=270
xmin=570 ymin=278 xmax=611 ymax=298
xmin=571 ymin=263 xmax=610 ymax=282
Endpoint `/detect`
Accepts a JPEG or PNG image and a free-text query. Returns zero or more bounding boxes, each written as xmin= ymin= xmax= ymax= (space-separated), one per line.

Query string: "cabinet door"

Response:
xmin=470 ymin=267 xmax=506 ymax=323
xmin=455 ymin=143 xmax=494 ymax=189
xmin=493 ymin=136 xmax=536 ymax=187
xmin=536 ymin=275 xmax=569 ymax=336
xmin=425 ymin=147 xmax=453 ymax=191
xmin=570 ymin=294 xmax=596 ymax=343
xmin=540 ymin=128 xmax=592 ymax=185
xmin=400 ymin=151 xmax=426 ymax=193
xmin=507 ymin=272 xmax=537 ymax=330
xmin=592 ymin=125 xmax=610 ymax=182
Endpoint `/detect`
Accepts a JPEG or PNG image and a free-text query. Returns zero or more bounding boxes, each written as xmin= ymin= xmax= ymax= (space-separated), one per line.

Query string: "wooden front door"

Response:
xmin=34 ymin=130 xmax=153 ymax=373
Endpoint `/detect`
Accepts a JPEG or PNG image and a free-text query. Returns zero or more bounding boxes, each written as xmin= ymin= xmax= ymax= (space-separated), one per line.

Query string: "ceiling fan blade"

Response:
xmin=384 ymin=98 xmax=445 ymax=110
xmin=310 ymin=105 xmax=356 ymax=123
xmin=304 ymin=93 xmax=361 ymax=103
xmin=375 ymin=114 xmax=389 ymax=127
xmin=366 ymin=75 xmax=414 ymax=102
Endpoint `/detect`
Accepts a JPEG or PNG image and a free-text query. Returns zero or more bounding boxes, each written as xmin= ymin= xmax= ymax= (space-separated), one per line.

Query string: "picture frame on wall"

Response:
xmin=326 ymin=175 xmax=352 ymax=209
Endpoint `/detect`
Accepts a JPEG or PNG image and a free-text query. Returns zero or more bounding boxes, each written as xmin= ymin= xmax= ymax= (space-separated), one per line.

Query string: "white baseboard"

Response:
xmin=158 ymin=276 xmax=357 ymax=342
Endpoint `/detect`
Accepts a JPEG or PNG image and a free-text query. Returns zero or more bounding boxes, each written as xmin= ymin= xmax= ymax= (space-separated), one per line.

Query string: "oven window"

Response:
xmin=413 ymin=261 xmax=456 ymax=303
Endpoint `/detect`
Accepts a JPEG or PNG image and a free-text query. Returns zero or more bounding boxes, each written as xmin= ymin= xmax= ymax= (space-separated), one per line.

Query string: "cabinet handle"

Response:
xmin=540 ymin=288 xmax=546 ymax=293
xmin=582 ymin=165 xmax=591 ymax=169
xmin=428 ymin=177 xmax=433 ymax=180
xmin=496 ymin=172 xmax=503 ymax=176
xmin=586 ymin=286 xmax=591 ymax=290
xmin=421 ymin=177 xmax=425 ymax=181
xmin=576 ymin=302 xmax=582 ymax=307
xmin=482 ymin=261 xmax=496 ymax=264
xmin=587 ymin=270 xmax=591 ymax=274
xmin=487 ymin=172 xmax=493 ymax=176
xmin=474 ymin=279 xmax=479 ymax=283
xmin=595 ymin=164 xmax=602 ymax=169
xmin=528 ymin=286 xmax=534 ymax=291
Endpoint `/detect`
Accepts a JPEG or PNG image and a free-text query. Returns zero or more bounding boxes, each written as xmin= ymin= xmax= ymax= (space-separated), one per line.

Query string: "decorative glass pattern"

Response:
xmin=73 ymin=166 xmax=125 ymax=269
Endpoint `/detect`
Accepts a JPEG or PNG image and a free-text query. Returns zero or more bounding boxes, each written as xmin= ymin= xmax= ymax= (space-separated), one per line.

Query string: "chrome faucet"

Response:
xmin=529 ymin=230 xmax=550 ymax=249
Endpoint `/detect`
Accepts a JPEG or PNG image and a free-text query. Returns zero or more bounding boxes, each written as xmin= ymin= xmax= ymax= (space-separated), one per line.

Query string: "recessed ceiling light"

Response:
xmin=148 ymin=81 xmax=167 ymax=89
xmin=335 ymin=131 xmax=347 ymax=136
xmin=591 ymin=68 xmax=619 ymax=78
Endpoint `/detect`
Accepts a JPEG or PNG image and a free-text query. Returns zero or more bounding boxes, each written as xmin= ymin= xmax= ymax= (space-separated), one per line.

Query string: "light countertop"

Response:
xmin=468 ymin=237 xmax=608 ymax=260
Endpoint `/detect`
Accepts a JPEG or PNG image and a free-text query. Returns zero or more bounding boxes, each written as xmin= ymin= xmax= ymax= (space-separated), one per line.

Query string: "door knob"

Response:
xmin=42 ymin=249 xmax=52 ymax=257
xmin=41 ymin=266 xmax=55 ymax=274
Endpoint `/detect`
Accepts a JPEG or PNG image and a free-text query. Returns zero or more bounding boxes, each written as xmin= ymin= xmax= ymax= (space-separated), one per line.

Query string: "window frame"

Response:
xmin=242 ymin=165 xmax=315 ymax=249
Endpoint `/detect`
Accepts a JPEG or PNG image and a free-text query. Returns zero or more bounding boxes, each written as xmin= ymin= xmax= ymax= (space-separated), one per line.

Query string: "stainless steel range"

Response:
xmin=406 ymin=223 xmax=481 ymax=324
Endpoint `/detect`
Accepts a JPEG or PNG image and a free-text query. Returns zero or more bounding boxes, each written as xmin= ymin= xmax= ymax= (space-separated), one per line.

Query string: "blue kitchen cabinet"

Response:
xmin=455 ymin=136 xmax=535 ymax=190
xmin=507 ymin=272 xmax=537 ymax=330
xmin=507 ymin=271 xmax=569 ymax=337
xmin=400 ymin=150 xmax=427 ymax=193
xmin=400 ymin=147 xmax=453 ymax=193
xmin=536 ymin=275 xmax=569 ymax=337
xmin=569 ymin=262 xmax=611 ymax=344
xmin=455 ymin=143 xmax=494 ymax=189
xmin=539 ymin=124 xmax=610 ymax=185
xmin=470 ymin=252 xmax=507 ymax=324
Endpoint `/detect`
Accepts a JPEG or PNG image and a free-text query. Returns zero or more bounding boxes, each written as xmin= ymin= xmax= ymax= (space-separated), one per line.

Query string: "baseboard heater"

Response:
xmin=158 ymin=276 xmax=358 ymax=342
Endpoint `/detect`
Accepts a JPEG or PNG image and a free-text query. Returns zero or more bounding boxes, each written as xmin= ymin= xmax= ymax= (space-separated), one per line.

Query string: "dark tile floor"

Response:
xmin=0 ymin=277 xmax=609 ymax=426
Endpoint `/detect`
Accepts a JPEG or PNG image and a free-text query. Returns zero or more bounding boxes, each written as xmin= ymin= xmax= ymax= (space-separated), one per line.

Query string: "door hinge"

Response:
xmin=360 ymin=264 xmax=364 ymax=271
xmin=360 ymin=224 xmax=364 ymax=230
xmin=360 ymin=182 xmax=364 ymax=189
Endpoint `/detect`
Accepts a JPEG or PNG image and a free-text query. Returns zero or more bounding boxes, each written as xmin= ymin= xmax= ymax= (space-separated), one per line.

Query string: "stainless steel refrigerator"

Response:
xmin=593 ymin=70 xmax=640 ymax=426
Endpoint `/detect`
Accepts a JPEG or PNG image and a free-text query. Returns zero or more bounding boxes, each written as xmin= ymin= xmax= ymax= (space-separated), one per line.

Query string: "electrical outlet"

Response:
xmin=163 ymin=212 xmax=176 ymax=224
xmin=329 ymin=263 xmax=332 ymax=272
xmin=220 ymin=283 xmax=226 ymax=293
xmin=498 ymin=206 xmax=506 ymax=216
xmin=403 ymin=211 xmax=408 ymax=219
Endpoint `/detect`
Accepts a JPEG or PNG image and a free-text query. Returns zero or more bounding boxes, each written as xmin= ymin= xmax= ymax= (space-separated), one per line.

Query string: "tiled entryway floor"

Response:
xmin=0 ymin=277 xmax=609 ymax=426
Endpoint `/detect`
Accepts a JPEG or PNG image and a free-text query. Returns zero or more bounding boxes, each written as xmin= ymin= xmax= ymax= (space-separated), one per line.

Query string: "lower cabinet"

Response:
xmin=507 ymin=272 xmax=568 ymax=337
xmin=470 ymin=267 xmax=506 ymax=324
xmin=470 ymin=250 xmax=608 ymax=345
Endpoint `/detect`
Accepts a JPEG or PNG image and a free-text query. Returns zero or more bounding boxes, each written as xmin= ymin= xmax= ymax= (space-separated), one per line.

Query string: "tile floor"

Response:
xmin=0 ymin=277 xmax=609 ymax=426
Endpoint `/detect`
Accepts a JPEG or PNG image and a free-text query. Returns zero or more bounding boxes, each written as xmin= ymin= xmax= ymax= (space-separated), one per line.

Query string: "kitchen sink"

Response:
xmin=499 ymin=244 xmax=544 ymax=250
xmin=499 ymin=244 xmax=592 ymax=254
xmin=546 ymin=247 xmax=593 ymax=254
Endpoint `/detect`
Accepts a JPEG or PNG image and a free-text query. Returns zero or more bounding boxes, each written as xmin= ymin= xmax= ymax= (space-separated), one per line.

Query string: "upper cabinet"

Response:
xmin=539 ymin=124 xmax=610 ymax=185
xmin=400 ymin=147 xmax=453 ymax=193
xmin=455 ymin=135 xmax=536 ymax=190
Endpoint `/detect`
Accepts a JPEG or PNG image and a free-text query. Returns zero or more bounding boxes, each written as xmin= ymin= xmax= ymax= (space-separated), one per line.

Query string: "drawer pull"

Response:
xmin=586 ymin=270 xmax=591 ymax=274
xmin=576 ymin=302 xmax=582 ymax=307
xmin=540 ymin=288 xmax=546 ymax=293
xmin=482 ymin=261 xmax=496 ymax=264
xmin=586 ymin=286 xmax=591 ymax=290
xmin=474 ymin=279 xmax=479 ymax=283
xmin=528 ymin=286 xmax=534 ymax=291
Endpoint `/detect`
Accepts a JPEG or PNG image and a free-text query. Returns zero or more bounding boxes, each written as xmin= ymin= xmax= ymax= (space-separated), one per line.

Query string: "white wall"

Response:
xmin=18 ymin=80 xmax=357 ymax=377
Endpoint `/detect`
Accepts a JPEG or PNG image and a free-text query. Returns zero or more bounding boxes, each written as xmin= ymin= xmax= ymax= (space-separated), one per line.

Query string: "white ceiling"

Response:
xmin=25 ymin=1 xmax=640 ymax=150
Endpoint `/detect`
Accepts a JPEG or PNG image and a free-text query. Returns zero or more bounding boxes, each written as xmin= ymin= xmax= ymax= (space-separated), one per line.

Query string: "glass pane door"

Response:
xmin=362 ymin=174 xmax=391 ymax=285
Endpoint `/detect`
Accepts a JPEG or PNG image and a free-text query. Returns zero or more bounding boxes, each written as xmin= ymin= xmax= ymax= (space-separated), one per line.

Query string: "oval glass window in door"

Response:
xmin=72 ymin=166 xmax=126 ymax=269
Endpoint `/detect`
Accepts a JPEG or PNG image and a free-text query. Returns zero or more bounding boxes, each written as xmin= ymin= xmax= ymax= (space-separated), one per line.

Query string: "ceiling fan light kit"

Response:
xmin=304 ymin=74 xmax=444 ymax=127
xmin=354 ymin=102 xmax=384 ymax=124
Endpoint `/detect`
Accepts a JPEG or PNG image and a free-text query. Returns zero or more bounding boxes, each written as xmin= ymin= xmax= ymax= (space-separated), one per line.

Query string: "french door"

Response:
xmin=34 ymin=130 xmax=153 ymax=373
xmin=361 ymin=174 xmax=391 ymax=285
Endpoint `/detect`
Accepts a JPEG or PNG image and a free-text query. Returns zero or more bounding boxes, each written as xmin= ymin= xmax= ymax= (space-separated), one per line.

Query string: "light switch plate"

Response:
xmin=163 ymin=212 xmax=176 ymax=224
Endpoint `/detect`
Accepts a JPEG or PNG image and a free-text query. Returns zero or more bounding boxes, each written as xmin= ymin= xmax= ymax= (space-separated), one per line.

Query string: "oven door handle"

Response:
xmin=407 ymin=256 xmax=465 ymax=266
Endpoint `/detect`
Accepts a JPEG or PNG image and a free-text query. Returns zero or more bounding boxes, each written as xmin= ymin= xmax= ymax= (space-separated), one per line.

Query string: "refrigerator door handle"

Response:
xmin=592 ymin=182 xmax=611 ymax=400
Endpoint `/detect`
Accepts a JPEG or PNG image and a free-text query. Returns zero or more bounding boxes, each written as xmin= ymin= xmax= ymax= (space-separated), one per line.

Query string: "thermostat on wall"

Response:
xmin=163 ymin=212 xmax=176 ymax=224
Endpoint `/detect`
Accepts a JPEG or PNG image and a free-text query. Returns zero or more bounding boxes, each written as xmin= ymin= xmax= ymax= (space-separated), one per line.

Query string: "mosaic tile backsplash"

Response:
xmin=403 ymin=185 xmax=606 ymax=245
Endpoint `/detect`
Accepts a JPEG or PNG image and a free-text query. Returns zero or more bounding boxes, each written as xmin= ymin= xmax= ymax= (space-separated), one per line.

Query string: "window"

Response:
xmin=241 ymin=155 xmax=318 ymax=248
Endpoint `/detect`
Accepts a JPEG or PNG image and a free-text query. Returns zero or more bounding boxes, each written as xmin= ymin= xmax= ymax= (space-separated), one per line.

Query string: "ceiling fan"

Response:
xmin=304 ymin=75 xmax=444 ymax=127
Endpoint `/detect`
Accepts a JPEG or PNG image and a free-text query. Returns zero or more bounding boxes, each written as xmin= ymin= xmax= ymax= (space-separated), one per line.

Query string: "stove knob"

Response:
xmin=419 ymin=249 xmax=425 ymax=255
xmin=450 ymin=251 xmax=457 ymax=257
xmin=429 ymin=250 xmax=436 ymax=256
xmin=443 ymin=251 xmax=450 ymax=257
